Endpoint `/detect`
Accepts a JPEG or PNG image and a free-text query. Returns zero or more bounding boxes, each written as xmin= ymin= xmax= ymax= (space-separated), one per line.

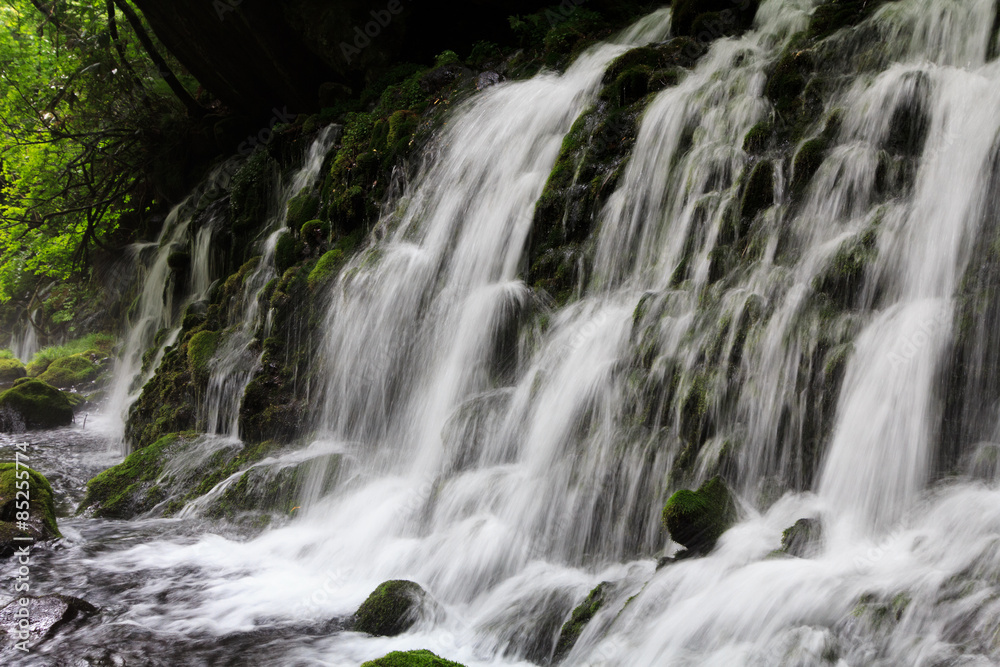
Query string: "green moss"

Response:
xmin=0 ymin=462 xmax=60 ymax=539
xmin=553 ymin=582 xmax=608 ymax=662
xmin=360 ymin=650 xmax=465 ymax=667
xmin=742 ymin=120 xmax=773 ymax=154
xmin=354 ymin=580 xmax=428 ymax=637
xmin=25 ymin=333 xmax=115 ymax=377
xmin=0 ymin=358 xmax=26 ymax=384
xmin=186 ymin=330 xmax=220 ymax=384
xmin=811 ymin=229 xmax=877 ymax=307
xmin=275 ymin=232 xmax=299 ymax=276
xmin=286 ymin=190 xmax=320 ymax=230
xmin=0 ymin=379 xmax=73 ymax=429
xmin=300 ymin=219 xmax=330 ymax=245
xmin=78 ymin=433 xmax=183 ymax=518
xmin=37 ymin=354 xmax=99 ymax=388
xmin=661 ymin=476 xmax=737 ymax=553
xmin=307 ymin=249 xmax=345 ymax=291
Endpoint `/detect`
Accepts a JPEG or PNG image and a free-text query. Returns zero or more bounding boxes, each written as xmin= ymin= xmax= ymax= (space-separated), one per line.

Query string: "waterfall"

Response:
xmin=8 ymin=310 xmax=39 ymax=362
xmin=105 ymin=167 xmax=227 ymax=449
xmin=202 ymin=126 xmax=336 ymax=438
xmin=76 ymin=1 xmax=1000 ymax=665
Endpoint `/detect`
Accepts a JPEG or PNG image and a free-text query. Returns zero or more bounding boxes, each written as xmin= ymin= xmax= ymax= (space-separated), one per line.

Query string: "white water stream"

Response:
xmin=26 ymin=1 xmax=1000 ymax=665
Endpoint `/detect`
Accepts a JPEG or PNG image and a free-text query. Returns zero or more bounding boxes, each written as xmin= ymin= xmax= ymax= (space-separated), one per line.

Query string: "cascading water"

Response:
xmin=202 ymin=126 xmax=336 ymax=438
xmin=7 ymin=310 xmax=39 ymax=362
xmin=20 ymin=1 xmax=1000 ymax=666
xmin=104 ymin=169 xmax=226 ymax=449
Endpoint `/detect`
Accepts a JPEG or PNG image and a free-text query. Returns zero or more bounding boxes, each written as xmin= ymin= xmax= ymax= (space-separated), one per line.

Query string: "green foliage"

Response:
xmin=361 ymin=651 xmax=465 ymax=667
xmin=24 ymin=333 xmax=115 ymax=377
xmin=0 ymin=379 xmax=73 ymax=428
xmin=354 ymin=580 xmax=427 ymax=637
xmin=0 ymin=0 xmax=196 ymax=302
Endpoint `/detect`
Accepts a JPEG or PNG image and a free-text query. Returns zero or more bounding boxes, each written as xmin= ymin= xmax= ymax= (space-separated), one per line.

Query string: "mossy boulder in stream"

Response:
xmin=0 ymin=463 xmax=60 ymax=556
xmin=361 ymin=650 xmax=465 ymax=667
xmin=552 ymin=582 xmax=608 ymax=662
xmin=0 ymin=358 xmax=26 ymax=386
xmin=0 ymin=380 xmax=73 ymax=430
xmin=36 ymin=354 xmax=100 ymax=389
xmin=662 ymin=476 xmax=737 ymax=554
xmin=353 ymin=580 xmax=430 ymax=637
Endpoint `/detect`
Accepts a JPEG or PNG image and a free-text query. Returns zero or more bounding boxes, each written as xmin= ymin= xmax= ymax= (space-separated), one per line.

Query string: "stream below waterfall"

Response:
xmin=9 ymin=0 xmax=1000 ymax=665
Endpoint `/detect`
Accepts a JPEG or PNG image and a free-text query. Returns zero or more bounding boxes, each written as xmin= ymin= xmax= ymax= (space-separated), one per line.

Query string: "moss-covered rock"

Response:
xmin=811 ymin=228 xmax=877 ymax=308
xmin=307 ymin=249 xmax=345 ymax=291
xmin=286 ymin=190 xmax=320 ymax=230
xmin=0 ymin=463 xmax=60 ymax=556
xmin=662 ymin=476 xmax=737 ymax=554
xmin=808 ymin=0 xmax=899 ymax=41
xmin=78 ymin=433 xmax=187 ymax=518
xmin=354 ymin=580 xmax=429 ymax=637
xmin=0 ymin=358 xmax=26 ymax=386
xmin=791 ymin=137 xmax=828 ymax=195
xmin=300 ymin=219 xmax=330 ymax=246
xmin=552 ymin=582 xmax=608 ymax=662
xmin=186 ymin=330 xmax=220 ymax=384
xmin=780 ymin=517 xmax=822 ymax=557
xmin=360 ymin=650 xmax=465 ymax=667
xmin=36 ymin=354 xmax=100 ymax=389
xmin=0 ymin=380 xmax=73 ymax=430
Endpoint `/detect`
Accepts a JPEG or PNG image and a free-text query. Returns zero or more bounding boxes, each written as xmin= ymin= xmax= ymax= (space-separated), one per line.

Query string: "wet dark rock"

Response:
xmin=552 ymin=582 xmax=608 ymax=662
xmin=780 ymin=517 xmax=823 ymax=557
xmin=670 ymin=0 xmax=760 ymax=39
xmin=0 ymin=595 xmax=97 ymax=651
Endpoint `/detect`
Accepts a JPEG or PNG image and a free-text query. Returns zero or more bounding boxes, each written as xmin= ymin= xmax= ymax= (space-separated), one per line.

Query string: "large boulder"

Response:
xmin=661 ymin=476 xmax=737 ymax=554
xmin=361 ymin=650 xmax=465 ymax=667
xmin=353 ymin=580 xmax=429 ymax=637
xmin=0 ymin=595 xmax=97 ymax=651
xmin=0 ymin=380 xmax=73 ymax=430
xmin=0 ymin=463 xmax=60 ymax=557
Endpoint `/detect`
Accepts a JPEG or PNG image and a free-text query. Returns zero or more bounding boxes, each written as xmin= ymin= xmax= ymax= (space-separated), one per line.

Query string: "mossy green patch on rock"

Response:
xmin=286 ymin=190 xmax=320 ymax=230
xmin=360 ymin=650 xmax=465 ymax=667
xmin=780 ymin=517 xmax=822 ymax=557
xmin=0 ymin=380 xmax=73 ymax=430
xmin=300 ymin=219 xmax=330 ymax=246
xmin=186 ymin=330 xmax=220 ymax=384
xmin=307 ymin=249 xmax=345 ymax=291
xmin=78 ymin=433 xmax=187 ymax=518
xmin=0 ymin=463 xmax=60 ymax=555
xmin=275 ymin=231 xmax=301 ymax=276
xmin=37 ymin=354 xmax=100 ymax=389
xmin=662 ymin=476 xmax=737 ymax=553
xmin=553 ymin=582 xmax=608 ymax=662
xmin=354 ymin=580 xmax=429 ymax=637
xmin=0 ymin=358 xmax=26 ymax=385
xmin=808 ymin=0 xmax=899 ymax=41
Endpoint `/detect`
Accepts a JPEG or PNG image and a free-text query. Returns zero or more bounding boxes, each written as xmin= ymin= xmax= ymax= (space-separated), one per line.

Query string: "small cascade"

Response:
xmin=202 ymin=126 xmax=336 ymax=438
xmin=105 ymin=168 xmax=227 ymax=450
xmin=8 ymin=309 xmax=39 ymax=362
